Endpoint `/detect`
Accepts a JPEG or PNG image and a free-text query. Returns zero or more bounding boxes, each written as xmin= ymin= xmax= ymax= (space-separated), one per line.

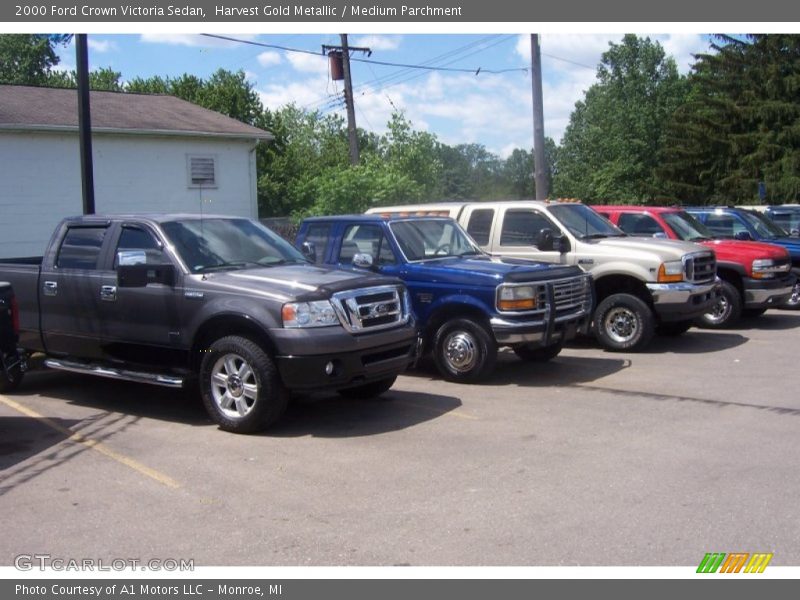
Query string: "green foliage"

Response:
xmin=554 ymin=35 xmax=690 ymax=203
xmin=658 ymin=35 xmax=800 ymax=203
xmin=0 ymin=34 xmax=63 ymax=85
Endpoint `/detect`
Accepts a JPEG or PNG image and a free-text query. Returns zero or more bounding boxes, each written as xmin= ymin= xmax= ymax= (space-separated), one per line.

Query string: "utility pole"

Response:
xmin=76 ymin=33 xmax=95 ymax=214
xmin=323 ymin=36 xmax=371 ymax=166
xmin=530 ymin=34 xmax=548 ymax=200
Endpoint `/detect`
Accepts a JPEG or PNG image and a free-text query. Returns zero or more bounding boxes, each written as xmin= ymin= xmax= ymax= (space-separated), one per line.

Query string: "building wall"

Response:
xmin=0 ymin=131 xmax=259 ymax=258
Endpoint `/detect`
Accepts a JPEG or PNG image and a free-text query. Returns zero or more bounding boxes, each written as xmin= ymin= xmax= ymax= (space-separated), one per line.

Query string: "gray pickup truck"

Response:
xmin=0 ymin=215 xmax=418 ymax=433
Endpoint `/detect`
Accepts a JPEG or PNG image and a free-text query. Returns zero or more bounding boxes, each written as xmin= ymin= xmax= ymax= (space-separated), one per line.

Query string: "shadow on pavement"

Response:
xmin=268 ymin=390 xmax=464 ymax=438
xmin=731 ymin=311 xmax=800 ymax=331
xmin=0 ymin=415 xmax=76 ymax=472
xmin=407 ymin=353 xmax=630 ymax=388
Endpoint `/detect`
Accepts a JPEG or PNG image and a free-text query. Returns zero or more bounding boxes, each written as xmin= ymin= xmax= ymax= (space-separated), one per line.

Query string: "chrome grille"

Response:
xmin=331 ymin=285 xmax=410 ymax=333
xmin=551 ymin=274 xmax=593 ymax=314
xmin=684 ymin=252 xmax=716 ymax=283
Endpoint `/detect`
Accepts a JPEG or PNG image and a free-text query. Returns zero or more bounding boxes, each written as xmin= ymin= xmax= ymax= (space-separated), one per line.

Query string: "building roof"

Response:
xmin=0 ymin=84 xmax=272 ymax=141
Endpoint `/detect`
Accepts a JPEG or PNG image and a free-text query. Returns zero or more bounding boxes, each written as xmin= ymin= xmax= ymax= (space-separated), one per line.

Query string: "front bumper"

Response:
xmin=646 ymin=279 xmax=720 ymax=322
xmin=274 ymin=324 xmax=418 ymax=391
xmin=490 ymin=309 xmax=592 ymax=346
xmin=742 ymin=274 xmax=797 ymax=308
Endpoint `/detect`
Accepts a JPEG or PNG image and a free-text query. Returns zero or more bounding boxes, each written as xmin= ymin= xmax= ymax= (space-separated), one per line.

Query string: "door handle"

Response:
xmin=43 ymin=281 xmax=58 ymax=296
xmin=100 ymin=285 xmax=117 ymax=302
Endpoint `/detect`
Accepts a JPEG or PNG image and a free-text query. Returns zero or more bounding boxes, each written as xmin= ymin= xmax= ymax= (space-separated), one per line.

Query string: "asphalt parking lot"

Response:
xmin=1 ymin=311 xmax=799 ymax=567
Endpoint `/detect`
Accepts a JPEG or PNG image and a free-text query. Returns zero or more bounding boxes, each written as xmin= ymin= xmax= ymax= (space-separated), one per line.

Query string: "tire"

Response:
xmin=593 ymin=293 xmax=656 ymax=352
xmin=781 ymin=279 xmax=800 ymax=310
xmin=432 ymin=318 xmax=497 ymax=383
xmin=656 ymin=320 xmax=693 ymax=336
xmin=742 ymin=307 xmax=768 ymax=318
xmin=0 ymin=361 xmax=24 ymax=393
xmin=199 ymin=335 xmax=288 ymax=434
xmin=513 ymin=342 xmax=562 ymax=362
xmin=338 ymin=376 xmax=397 ymax=399
xmin=696 ymin=280 xmax=742 ymax=328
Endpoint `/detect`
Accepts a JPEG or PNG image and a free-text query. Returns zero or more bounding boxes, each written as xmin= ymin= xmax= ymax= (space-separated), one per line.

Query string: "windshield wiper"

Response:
xmin=581 ymin=233 xmax=609 ymax=239
xmin=195 ymin=261 xmax=258 ymax=273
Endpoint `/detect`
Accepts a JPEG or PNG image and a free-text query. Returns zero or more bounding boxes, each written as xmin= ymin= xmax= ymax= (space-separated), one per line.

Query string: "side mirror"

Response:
xmin=118 ymin=264 xmax=176 ymax=288
xmin=352 ymin=253 xmax=374 ymax=269
xmin=554 ymin=235 xmax=571 ymax=253
xmin=536 ymin=228 xmax=555 ymax=251
xmin=791 ymin=228 xmax=799 ymax=238
xmin=300 ymin=241 xmax=317 ymax=262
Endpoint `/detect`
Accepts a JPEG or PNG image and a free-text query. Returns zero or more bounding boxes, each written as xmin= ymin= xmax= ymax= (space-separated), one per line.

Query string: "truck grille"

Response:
xmin=331 ymin=285 xmax=410 ymax=333
xmin=550 ymin=274 xmax=594 ymax=315
xmin=535 ymin=274 xmax=593 ymax=316
xmin=684 ymin=252 xmax=716 ymax=283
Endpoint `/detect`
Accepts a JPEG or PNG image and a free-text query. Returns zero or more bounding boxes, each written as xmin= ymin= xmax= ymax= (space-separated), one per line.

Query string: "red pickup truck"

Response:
xmin=593 ymin=206 xmax=795 ymax=328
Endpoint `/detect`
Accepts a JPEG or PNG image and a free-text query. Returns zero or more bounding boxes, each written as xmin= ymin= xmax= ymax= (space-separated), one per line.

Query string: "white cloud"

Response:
xmin=286 ymin=52 xmax=330 ymax=75
xmin=657 ymin=34 xmax=709 ymax=74
xmin=258 ymin=76 xmax=340 ymax=110
xmin=87 ymin=38 xmax=117 ymax=53
xmin=351 ymin=35 xmax=402 ymax=52
xmin=139 ymin=34 xmax=256 ymax=48
xmin=257 ymin=51 xmax=282 ymax=67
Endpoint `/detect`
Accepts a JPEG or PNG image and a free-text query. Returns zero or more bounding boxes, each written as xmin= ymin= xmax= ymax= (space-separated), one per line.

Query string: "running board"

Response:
xmin=44 ymin=359 xmax=184 ymax=388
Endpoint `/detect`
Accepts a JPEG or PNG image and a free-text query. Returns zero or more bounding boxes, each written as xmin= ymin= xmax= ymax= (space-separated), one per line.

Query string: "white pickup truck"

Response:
xmin=367 ymin=201 xmax=720 ymax=352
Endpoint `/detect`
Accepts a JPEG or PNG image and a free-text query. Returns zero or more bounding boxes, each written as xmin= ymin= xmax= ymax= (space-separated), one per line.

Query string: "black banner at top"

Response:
xmin=4 ymin=0 xmax=800 ymax=22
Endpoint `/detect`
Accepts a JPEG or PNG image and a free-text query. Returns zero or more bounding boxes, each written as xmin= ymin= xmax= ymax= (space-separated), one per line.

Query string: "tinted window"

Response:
xmin=466 ymin=209 xmax=494 ymax=246
xmin=617 ymin=213 xmax=664 ymax=236
xmin=500 ymin=210 xmax=553 ymax=246
xmin=57 ymin=227 xmax=108 ymax=270
xmin=114 ymin=227 xmax=165 ymax=268
xmin=704 ymin=214 xmax=747 ymax=238
xmin=304 ymin=223 xmax=332 ymax=264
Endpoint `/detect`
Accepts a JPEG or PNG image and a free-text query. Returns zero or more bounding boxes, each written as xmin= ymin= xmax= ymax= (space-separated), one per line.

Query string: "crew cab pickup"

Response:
xmin=594 ymin=205 xmax=795 ymax=327
xmin=687 ymin=206 xmax=800 ymax=310
xmin=0 ymin=281 xmax=24 ymax=393
xmin=0 ymin=215 xmax=419 ymax=433
xmin=296 ymin=215 xmax=593 ymax=382
xmin=367 ymin=201 xmax=720 ymax=352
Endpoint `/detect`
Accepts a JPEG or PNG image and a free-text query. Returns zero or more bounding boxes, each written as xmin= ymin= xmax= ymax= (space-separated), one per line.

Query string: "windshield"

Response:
xmin=768 ymin=209 xmax=800 ymax=234
xmin=389 ymin=219 xmax=482 ymax=261
xmin=549 ymin=204 xmax=625 ymax=238
xmin=161 ymin=218 xmax=307 ymax=273
xmin=740 ymin=210 xmax=786 ymax=239
xmin=662 ymin=211 xmax=714 ymax=241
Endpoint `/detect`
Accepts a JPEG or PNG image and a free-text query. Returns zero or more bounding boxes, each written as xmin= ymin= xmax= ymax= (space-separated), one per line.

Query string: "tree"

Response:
xmin=0 ymin=34 xmax=64 ymax=85
xmin=553 ymin=35 xmax=690 ymax=202
xmin=658 ymin=35 xmax=800 ymax=203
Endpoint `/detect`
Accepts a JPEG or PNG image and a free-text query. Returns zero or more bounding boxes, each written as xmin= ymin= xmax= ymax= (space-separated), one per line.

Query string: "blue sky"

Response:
xmin=54 ymin=33 xmax=713 ymax=157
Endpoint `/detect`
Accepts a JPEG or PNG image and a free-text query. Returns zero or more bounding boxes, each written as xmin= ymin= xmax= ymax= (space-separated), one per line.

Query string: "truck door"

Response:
xmin=493 ymin=208 xmax=567 ymax=264
xmin=40 ymin=223 xmax=113 ymax=359
xmin=95 ymin=224 xmax=183 ymax=366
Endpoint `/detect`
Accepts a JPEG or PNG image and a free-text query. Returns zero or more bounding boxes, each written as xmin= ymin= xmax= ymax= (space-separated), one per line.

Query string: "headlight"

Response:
xmin=658 ymin=261 xmax=684 ymax=283
xmin=752 ymin=258 xmax=790 ymax=279
xmin=282 ymin=300 xmax=340 ymax=328
xmin=497 ymin=284 xmax=539 ymax=311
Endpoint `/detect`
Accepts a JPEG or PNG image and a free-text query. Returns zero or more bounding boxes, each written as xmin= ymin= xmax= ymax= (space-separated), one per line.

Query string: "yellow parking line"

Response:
xmin=0 ymin=394 xmax=181 ymax=490
xmin=394 ymin=399 xmax=478 ymax=420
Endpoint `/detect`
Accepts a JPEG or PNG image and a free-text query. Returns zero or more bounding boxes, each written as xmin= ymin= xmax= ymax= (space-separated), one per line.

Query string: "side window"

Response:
xmin=339 ymin=225 xmax=396 ymax=265
xmin=617 ymin=213 xmax=664 ymax=236
xmin=114 ymin=227 xmax=165 ymax=268
xmin=303 ymin=223 xmax=332 ymax=264
xmin=500 ymin=210 xmax=554 ymax=246
xmin=704 ymin=214 xmax=745 ymax=237
xmin=56 ymin=226 xmax=108 ymax=270
xmin=466 ymin=209 xmax=494 ymax=246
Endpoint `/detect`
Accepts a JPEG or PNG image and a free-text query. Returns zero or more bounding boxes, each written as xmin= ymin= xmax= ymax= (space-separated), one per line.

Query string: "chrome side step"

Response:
xmin=44 ymin=358 xmax=184 ymax=388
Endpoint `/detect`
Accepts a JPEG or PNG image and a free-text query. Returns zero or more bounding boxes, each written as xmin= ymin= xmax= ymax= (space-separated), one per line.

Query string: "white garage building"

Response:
xmin=0 ymin=84 xmax=272 ymax=258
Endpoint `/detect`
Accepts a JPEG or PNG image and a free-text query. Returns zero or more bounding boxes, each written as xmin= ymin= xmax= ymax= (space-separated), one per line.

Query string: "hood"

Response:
xmin=766 ymin=236 xmax=800 ymax=259
xmin=406 ymin=255 xmax=582 ymax=286
xmin=698 ymin=239 xmax=789 ymax=262
xmin=589 ymin=236 xmax=712 ymax=261
xmin=192 ymin=264 xmax=401 ymax=303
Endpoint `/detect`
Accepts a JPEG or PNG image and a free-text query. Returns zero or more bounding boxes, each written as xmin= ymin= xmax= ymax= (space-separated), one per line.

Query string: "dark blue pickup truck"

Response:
xmin=296 ymin=215 xmax=594 ymax=382
xmin=687 ymin=206 xmax=800 ymax=309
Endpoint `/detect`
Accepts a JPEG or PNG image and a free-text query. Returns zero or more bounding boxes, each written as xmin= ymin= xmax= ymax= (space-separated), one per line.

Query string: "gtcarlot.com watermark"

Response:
xmin=15 ymin=554 xmax=194 ymax=572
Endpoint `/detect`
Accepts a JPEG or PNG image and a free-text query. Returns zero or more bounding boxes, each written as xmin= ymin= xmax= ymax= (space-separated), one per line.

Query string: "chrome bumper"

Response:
xmin=646 ymin=279 xmax=719 ymax=305
xmin=744 ymin=283 xmax=795 ymax=306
